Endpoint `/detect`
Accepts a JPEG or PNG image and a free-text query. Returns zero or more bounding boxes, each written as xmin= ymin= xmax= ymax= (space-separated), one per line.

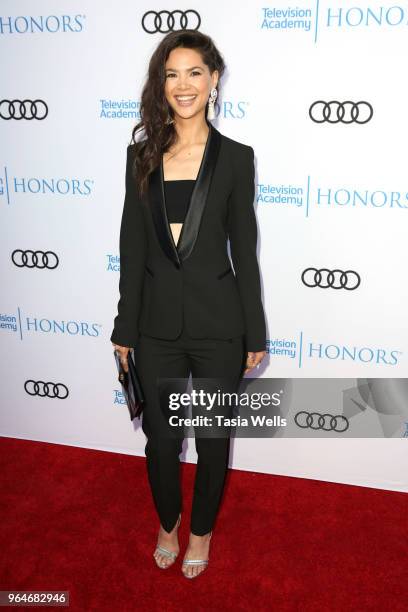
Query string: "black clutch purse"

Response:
xmin=114 ymin=349 xmax=145 ymax=420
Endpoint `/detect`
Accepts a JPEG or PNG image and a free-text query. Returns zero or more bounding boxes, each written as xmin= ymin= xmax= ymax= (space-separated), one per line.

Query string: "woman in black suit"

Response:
xmin=111 ymin=29 xmax=266 ymax=579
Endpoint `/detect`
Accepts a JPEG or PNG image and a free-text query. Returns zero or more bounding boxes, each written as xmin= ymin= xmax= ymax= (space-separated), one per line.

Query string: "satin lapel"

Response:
xmin=176 ymin=123 xmax=221 ymax=261
xmin=149 ymin=162 xmax=179 ymax=266
xmin=149 ymin=122 xmax=222 ymax=267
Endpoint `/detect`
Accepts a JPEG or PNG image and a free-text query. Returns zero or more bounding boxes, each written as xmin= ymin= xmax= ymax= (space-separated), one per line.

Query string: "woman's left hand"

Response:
xmin=244 ymin=350 xmax=266 ymax=374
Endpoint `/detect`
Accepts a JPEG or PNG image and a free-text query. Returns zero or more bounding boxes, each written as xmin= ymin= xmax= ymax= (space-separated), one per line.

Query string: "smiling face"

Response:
xmin=164 ymin=47 xmax=218 ymax=122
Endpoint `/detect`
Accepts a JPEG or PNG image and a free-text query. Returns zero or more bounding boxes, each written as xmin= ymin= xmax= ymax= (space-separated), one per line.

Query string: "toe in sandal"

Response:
xmin=154 ymin=544 xmax=178 ymax=568
xmin=182 ymin=532 xmax=212 ymax=579
xmin=153 ymin=514 xmax=181 ymax=569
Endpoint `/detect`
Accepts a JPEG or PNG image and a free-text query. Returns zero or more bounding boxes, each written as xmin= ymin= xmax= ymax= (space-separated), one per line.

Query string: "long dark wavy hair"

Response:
xmin=130 ymin=29 xmax=226 ymax=197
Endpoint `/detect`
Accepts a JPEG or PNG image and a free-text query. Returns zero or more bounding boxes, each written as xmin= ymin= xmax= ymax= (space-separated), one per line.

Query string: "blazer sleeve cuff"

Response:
xmin=245 ymin=335 xmax=267 ymax=353
xmin=110 ymin=328 xmax=139 ymax=348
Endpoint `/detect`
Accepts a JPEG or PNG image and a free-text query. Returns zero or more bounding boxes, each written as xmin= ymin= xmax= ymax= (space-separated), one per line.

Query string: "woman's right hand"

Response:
xmin=112 ymin=343 xmax=131 ymax=373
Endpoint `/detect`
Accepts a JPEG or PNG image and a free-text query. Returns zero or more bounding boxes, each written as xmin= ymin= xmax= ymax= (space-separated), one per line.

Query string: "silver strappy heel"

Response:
xmin=153 ymin=514 xmax=181 ymax=569
xmin=182 ymin=531 xmax=212 ymax=579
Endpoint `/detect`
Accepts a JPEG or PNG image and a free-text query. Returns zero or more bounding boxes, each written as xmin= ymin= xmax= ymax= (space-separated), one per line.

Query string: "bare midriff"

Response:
xmin=170 ymin=222 xmax=183 ymax=246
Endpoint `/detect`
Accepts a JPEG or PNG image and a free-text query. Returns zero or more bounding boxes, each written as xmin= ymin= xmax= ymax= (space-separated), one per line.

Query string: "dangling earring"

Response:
xmin=207 ymin=87 xmax=218 ymax=121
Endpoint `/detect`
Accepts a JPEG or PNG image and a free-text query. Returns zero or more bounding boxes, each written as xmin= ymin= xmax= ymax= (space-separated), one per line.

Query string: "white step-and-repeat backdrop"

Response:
xmin=1 ymin=1 xmax=407 ymax=492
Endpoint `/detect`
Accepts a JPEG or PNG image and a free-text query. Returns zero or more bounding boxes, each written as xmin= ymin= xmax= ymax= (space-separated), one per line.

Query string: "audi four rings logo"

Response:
xmin=12 ymin=250 xmax=59 ymax=269
xmin=24 ymin=380 xmax=69 ymax=399
xmin=141 ymin=10 xmax=201 ymax=33
xmin=301 ymin=268 xmax=361 ymax=290
xmin=295 ymin=411 xmax=349 ymax=432
xmin=309 ymin=101 xmax=373 ymax=124
xmin=0 ymin=99 xmax=48 ymax=120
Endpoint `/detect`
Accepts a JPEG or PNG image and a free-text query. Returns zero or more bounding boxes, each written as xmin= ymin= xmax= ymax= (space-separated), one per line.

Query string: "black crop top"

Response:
xmin=164 ymin=179 xmax=195 ymax=223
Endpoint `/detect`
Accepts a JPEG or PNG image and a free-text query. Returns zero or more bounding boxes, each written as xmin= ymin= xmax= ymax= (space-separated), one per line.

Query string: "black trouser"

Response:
xmin=133 ymin=322 xmax=246 ymax=536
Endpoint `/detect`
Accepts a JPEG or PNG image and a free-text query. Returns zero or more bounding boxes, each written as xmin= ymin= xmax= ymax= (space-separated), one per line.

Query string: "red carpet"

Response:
xmin=0 ymin=436 xmax=407 ymax=611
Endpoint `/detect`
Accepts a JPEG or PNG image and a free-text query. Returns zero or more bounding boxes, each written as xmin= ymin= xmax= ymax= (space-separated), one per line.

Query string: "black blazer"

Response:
xmin=110 ymin=122 xmax=266 ymax=353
